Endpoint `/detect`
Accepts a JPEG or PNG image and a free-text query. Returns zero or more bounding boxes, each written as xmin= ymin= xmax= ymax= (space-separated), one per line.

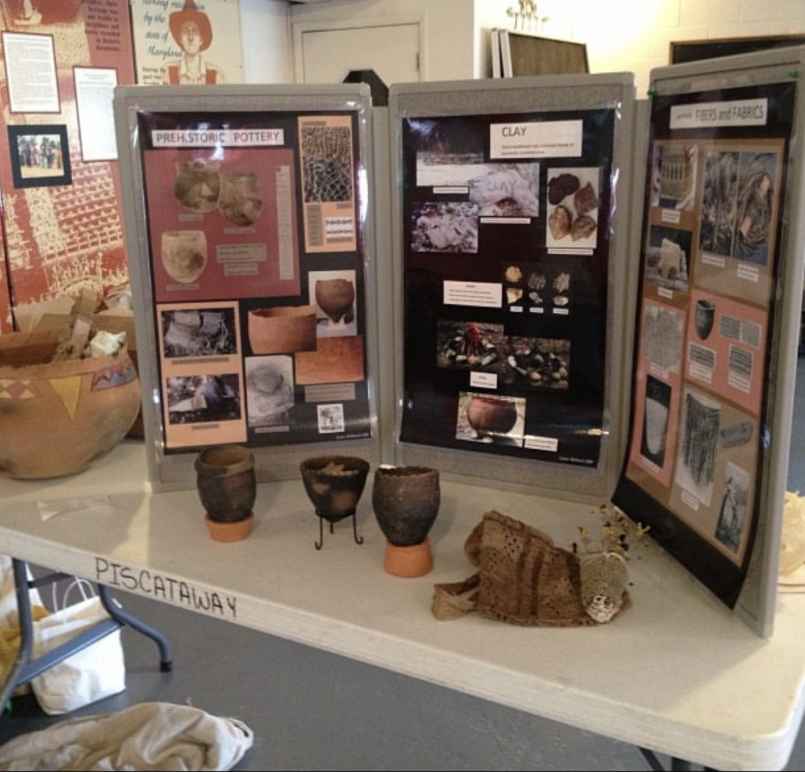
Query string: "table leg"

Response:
xmin=639 ymin=747 xmax=715 ymax=772
xmin=97 ymin=585 xmax=173 ymax=672
xmin=0 ymin=560 xmax=35 ymax=709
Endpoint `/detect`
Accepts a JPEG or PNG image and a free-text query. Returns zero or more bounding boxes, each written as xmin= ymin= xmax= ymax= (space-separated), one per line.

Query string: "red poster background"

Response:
xmin=143 ymin=147 xmax=301 ymax=303
xmin=0 ymin=1 xmax=135 ymax=323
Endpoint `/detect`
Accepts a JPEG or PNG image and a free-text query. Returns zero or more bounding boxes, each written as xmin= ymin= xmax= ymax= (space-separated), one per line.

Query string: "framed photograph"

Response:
xmin=8 ymin=125 xmax=71 ymax=189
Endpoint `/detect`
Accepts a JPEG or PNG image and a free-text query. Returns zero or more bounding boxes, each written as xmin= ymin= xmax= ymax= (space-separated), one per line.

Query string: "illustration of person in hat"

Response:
xmin=164 ymin=0 xmax=225 ymax=85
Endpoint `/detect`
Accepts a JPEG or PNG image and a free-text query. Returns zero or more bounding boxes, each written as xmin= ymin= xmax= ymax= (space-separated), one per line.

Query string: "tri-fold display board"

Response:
xmin=117 ymin=48 xmax=805 ymax=637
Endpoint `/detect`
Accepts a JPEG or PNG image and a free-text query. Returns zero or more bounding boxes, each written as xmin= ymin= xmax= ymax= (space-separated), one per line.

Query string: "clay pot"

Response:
xmin=373 ymin=466 xmax=441 ymax=579
xmin=466 ymin=396 xmax=517 ymax=437
xmin=315 ymin=279 xmax=355 ymax=323
xmin=300 ymin=456 xmax=369 ymax=523
xmin=162 ymin=231 xmax=208 ymax=285
xmin=373 ymin=467 xmax=441 ymax=547
xmin=0 ymin=333 xmax=140 ymax=480
xmin=195 ymin=446 xmax=256 ymax=543
xmin=695 ymin=300 xmax=716 ymax=341
xmin=248 ymin=306 xmax=317 ymax=355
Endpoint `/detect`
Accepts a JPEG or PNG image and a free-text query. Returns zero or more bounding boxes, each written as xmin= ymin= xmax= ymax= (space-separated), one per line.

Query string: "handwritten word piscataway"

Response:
xmin=95 ymin=558 xmax=237 ymax=620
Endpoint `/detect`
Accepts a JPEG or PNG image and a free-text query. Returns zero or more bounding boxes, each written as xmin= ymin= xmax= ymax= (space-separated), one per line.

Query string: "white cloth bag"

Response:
xmin=32 ymin=596 xmax=126 ymax=716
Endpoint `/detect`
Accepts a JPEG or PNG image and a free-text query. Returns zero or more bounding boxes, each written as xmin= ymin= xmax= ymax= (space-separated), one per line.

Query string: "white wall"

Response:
xmin=240 ymin=0 xmax=294 ymax=83
xmin=475 ymin=0 xmax=805 ymax=94
xmin=473 ymin=0 xmax=511 ymax=78
xmin=289 ymin=0 xmax=476 ymax=82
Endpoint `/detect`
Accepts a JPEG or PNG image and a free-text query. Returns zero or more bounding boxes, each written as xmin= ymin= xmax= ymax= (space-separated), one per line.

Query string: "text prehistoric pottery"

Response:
xmin=373 ymin=467 xmax=441 ymax=578
xmin=315 ymin=279 xmax=355 ymax=324
xmin=300 ymin=456 xmax=370 ymax=550
xmin=247 ymin=307 xmax=317 ymax=355
xmin=466 ymin=396 xmax=517 ymax=437
xmin=195 ymin=446 xmax=256 ymax=543
xmin=0 ymin=333 xmax=140 ymax=480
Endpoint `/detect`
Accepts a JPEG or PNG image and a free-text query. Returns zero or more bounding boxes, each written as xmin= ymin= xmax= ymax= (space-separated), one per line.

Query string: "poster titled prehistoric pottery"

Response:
xmin=618 ymin=81 xmax=794 ymax=592
xmin=130 ymin=0 xmax=244 ymax=86
xmin=400 ymin=108 xmax=616 ymax=468
xmin=298 ymin=114 xmax=357 ymax=254
xmin=143 ymin=147 xmax=301 ymax=303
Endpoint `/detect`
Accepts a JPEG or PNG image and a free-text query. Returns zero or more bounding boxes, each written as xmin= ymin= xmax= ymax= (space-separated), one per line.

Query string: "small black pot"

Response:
xmin=300 ymin=457 xmax=370 ymax=523
xmin=695 ymin=300 xmax=716 ymax=341
xmin=373 ymin=467 xmax=441 ymax=547
xmin=195 ymin=446 xmax=256 ymax=524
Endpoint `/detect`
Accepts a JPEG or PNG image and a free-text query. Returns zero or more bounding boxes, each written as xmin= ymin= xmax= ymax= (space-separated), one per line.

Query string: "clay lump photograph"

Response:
xmin=175 ymin=160 xmax=221 ymax=214
xmin=641 ymin=375 xmax=672 ymax=468
xmin=645 ymin=226 xmax=691 ymax=293
xmin=651 ymin=144 xmax=698 ymax=210
xmin=410 ymin=118 xmax=486 ymax=188
xmin=167 ymin=374 xmax=241 ymax=425
xmin=469 ymin=163 xmax=540 ymax=218
xmin=174 ymin=161 xmax=264 ymax=226
xmin=456 ymin=392 xmax=525 ymax=447
xmin=246 ymin=356 xmax=295 ymax=430
xmin=411 ymin=202 xmax=479 ymax=253
xmin=162 ymin=308 xmax=237 ymax=358
xmin=715 ymin=462 xmax=750 ymax=554
xmin=546 ymin=168 xmax=601 ymax=249
xmin=219 ymin=172 xmax=263 ymax=227
xmin=700 ymin=150 xmax=738 ymax=258
xmin=437 ymin=321 xmax=505 ymax=370
xmin=301 ymin=125 xmax=354 ymax=204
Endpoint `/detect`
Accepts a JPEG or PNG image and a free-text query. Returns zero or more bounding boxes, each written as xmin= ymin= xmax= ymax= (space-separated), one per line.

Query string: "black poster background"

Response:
xmin=399 ymin=110 xmax=616 ymax=467
xmin=614 ymin=82 xmax=797 ymax=608
xmin=137 ymin=111 xmax=372 ymax=454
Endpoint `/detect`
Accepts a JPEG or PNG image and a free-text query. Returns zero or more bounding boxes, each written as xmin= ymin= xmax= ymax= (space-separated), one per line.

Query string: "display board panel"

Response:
xmin=615 ymin=48 xmax=805 ymax=637
xmin=390 ymin=75 xmax=636 ymax=502
xmin=115 ymin=85 xmax=380 ymax=489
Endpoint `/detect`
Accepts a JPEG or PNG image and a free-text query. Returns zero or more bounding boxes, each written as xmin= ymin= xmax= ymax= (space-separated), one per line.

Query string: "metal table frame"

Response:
xmin=0 ymin=558 xmax=172 ymax=711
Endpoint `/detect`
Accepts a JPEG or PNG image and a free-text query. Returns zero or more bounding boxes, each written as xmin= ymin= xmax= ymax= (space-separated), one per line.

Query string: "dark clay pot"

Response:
xmin=695 ymin=300 xmax=716 ymax=341
xmin=300 ymin=456 xmax=370 ymax=523
xmin=195 ymin=446 xmax=256 ymax=524
xmin=315 ymin=279 xmax=355 ymax=323
xmin=373 ymin=467 xmax=441 ymax=547
xmin=466 ymin=396 xmax=517 ymax=436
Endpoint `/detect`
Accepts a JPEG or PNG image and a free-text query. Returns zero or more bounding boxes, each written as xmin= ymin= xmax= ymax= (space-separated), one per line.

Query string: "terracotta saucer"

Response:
xmin=384 ymin=539 xmax=433 ymax=578
xmin=206 ymin=513 xmax=254 ymax=543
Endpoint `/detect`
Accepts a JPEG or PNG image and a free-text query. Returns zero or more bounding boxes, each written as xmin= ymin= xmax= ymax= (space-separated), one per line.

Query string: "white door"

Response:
xmin=297 ymin=23 xmax=422 ymax=86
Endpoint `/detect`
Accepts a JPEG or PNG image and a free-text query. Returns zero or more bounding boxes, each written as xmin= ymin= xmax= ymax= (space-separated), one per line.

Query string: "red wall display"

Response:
xmin=0 ymin=1 xmax=136 ymax=324
xmin=0 ymin=237 xmax=11 ymax=332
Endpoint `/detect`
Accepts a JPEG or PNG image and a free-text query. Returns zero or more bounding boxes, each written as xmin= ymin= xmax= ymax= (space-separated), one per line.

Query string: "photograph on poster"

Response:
xmin=437 ymin=321 xmax=505 ymax=370
xmin=643 ymin=302 xmax=684 ymax=373
xmin=162 ymin=231 xmax=208 ymax=285
xmin=411 ymin=118 xmax=485 ymax=188
xmin=411 ymin=202 xmax=479 ymax=253
xmin=714 ymin=462 xmax=751 ymax=554
xmin=508 ymin=337 xmax=570 ymax=390
xmin=317 ymin=403 xmax=346 ymax=434
xmin=469 ymin=164 xmax=540 ymax=217
xmin=675 ymin=387 xmax=721 ymax=508
xmin=245 ymin=356 xmax=294 ymax=431
xmin=734 ymin=152 xmax=777 ymax=265
xmin=553 ymin=272 xmax=571 ymax=309
xmin=167 ymin=374 xmax=241 ymax=425
xmin=546 ymin=168 xmax=600 ymax=249
xmin=309 ymin=270 xmax=357 ymax=337
xmin=8 ymin=126 xmax=71 ymax=189
xmin=645 ymin=226 xmax=691 ymax=293
xmin=295 ymin=337 xmax=365 ymax=386
xmin=456 ymin=392 xmax=526 ymax=447
xmin=641 ymin=376 xmax=672 ymax=468
xmin=701 ymin=150 xmax=739 ymax=258
xmin=175 ymin=160 xmax=221 ymax=213
xmin=161 ymin=307 xmax=237 ymax=358
xmin=650 ymin=144 xmax=698 ymax=210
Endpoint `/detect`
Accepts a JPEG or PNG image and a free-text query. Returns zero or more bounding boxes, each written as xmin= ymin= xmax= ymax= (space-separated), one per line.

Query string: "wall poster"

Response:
xmin=130 ymin=0 xmax=243 ymax=86
xmin=399 ymin=110 xmax=616 ymax=468
xmin=139 ymin=112 xmax=372 ymax=453
xmin=615 ymin=83 xmax=796 ymax=607
xmin=0 ymin=0 xmax=136 ymax=316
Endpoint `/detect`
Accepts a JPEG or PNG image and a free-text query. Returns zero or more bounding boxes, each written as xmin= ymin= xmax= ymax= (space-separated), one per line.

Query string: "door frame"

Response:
xmin=292 ymin=15 xmax=427 ymax=84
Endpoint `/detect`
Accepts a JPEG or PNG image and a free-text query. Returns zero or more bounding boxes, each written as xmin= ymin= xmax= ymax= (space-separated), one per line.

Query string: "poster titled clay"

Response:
xmin=546 ymin=167 xmax=600 ymax=250
xmin=298 ymin=114 xmax=357 ymax=254
xmin=401 ymin=108 xmax=615 ymax=469
xmin=143 ymin=146 xmax=301 ymax=303
xmin=130 ymin=0 xmax=243 ymax=85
